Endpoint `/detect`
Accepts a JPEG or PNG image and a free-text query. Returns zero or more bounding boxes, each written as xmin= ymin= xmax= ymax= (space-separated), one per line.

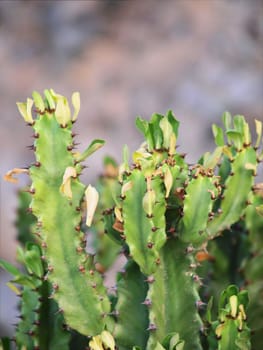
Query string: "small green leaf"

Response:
xmin=222 ymin=111 xmax=232 ymax=130
xmin=0 ymin=259 xmax=21 ymax=277
xmin=75 ymin=139 xmax=105 ymax=163
xmin=44 ymin=89 xmax=56 ymax=110
xmin=32 ymin=90 xmax=45 ymax=112
xmin=212 ymin=124 xmax=225 ymax=146
xmin=136 ymin=116 xmax=148 ymax=137
xmin=24 ymin=243 xmax=43 ymax=278
xmin=16 ymin=99 xmax=34 ymax=124
xmin=226 ymin=130 xmax=243 ymax=150
xmin=160 ymin=116 xmax=173 ymax=149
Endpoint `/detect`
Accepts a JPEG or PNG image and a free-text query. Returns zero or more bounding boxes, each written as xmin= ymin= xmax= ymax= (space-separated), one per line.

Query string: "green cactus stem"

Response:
xmin=8 ymin=90 xmax=111 ymax=337
xmin=146 ymin=238 xmax=203 ymax=350
xmin=114 ymin=260 xmax=149 ymax=349
xmin=214 ymin=285 xmax=251 ymax=350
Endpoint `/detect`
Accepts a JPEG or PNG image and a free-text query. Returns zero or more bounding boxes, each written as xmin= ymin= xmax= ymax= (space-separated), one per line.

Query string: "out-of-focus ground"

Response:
xmin=0 ymin=0 xmax=262 ymax=337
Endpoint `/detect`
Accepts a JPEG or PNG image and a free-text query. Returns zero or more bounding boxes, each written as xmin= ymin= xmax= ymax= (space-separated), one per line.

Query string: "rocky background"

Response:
xmin=0 ymin=0 xmax=262 ymax=337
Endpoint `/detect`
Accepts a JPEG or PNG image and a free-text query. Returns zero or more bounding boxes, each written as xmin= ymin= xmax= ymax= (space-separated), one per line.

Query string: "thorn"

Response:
xmin=62 ymin=323 xmax=70 ymax=331
xmin=16 ymin=315 xmax=24 ymax=320
xmin=76 ymin=246 xmax=83 ymax=253
xmin=109 ymin=310 xmax=119 ymax=317
xmin=26 ymin=207 xmax=33 ymax=213
xmin=145 ymin=276 xmax=155 ymax=284
xmin=147 ymin=242 xmax=154 ymax=249
xmin=147 ymin=323 xmax=157 ymax=331
xmin=34 ymin=161 xmax=41 ymax=168
xmin=168 ymin=226 xmax=176 ymax=234
xmin=151 ymin=227 xmax=158 ymax=232
xmin=52 ymin=283 xmax=59 ymax=291
xmin=60 ymin=124 xmax=68 ymax=129
xmin=192 ymin=274 xmax=203 ymax=286
xmin=33 ymin=132 xmax=39 ymax=139
xmin=142 ymin=298 xmax=152 ymax=307
xmin=26 ymin=330 xmax=35 ymax=336
xmin=119 ymin=268 xmax=126 ymax=275
xmin=120 ymin=233 xmax=126 ymax=240
xmin=196 ymin=300 xmax=206 ymax=310
xmin=79 ymin=265 xmax=85 ymax=273
xmin=41 ymin=242 xmax=47 ymax=249
xmin=27 ymin=145 xmax=36 ymax=151
xmin=199 ymin=324 xmax=208 ymax=334
xmin=108 ymin=285 xmax=118 ymax=294
xmin=37 ymin=221 xmax=42 ymax=228
xmin=155 ymin=258 xmax=160 ymax=265
xmin=75 ymin=225 xmax=81 ymax=232
xmin=185 ymin=245 xmax=194 ymax=254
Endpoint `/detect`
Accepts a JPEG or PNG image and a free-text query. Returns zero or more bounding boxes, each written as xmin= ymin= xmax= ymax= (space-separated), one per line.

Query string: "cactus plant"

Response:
xmin=1 ymin=90 xmax=262 ymax=350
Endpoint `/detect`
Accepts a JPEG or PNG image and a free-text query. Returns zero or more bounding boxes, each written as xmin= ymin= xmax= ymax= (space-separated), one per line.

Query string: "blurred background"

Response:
xmin=0 ymin=0 xmax=262 ymax=337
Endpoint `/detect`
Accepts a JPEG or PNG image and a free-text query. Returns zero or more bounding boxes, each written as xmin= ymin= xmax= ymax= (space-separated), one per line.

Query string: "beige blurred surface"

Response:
xmin=0 ymin=0 xmax=262 ymax=337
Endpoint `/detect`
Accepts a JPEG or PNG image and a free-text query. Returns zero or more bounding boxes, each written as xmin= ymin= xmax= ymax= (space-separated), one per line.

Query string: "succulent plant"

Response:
xmin=1 ymin=90 xmax=262 ymax=350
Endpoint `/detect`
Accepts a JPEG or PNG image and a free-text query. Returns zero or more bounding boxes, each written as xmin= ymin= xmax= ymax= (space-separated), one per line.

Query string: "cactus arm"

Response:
xmin=180 ymin=172 xmax=217 ymax=246
xmin=208 ymin=148 xmax=257 ymax=236
xmin=0 ymin=252 xmax=42 ymax=348
xmin=0 ymin=338 xmax=12 ymax=350
xmin=15 ymin=287 xmax=40 ymax=348
xmin=146 ymin=239 xmax=202 ymax=350
xmin=244 ymin=194 xmax=263 ymax=348
xmin=16 ymin=91 xmax=111 ymax=336
xmin=37 ymin=280 xmax=70 ymax=349
xmin=114 ymin=261 xmax=149 ymax=350
xmin=215 ymin=286 xmax=251 ymax=350
xmin=122 ymin=170 xmax=166 ymax=275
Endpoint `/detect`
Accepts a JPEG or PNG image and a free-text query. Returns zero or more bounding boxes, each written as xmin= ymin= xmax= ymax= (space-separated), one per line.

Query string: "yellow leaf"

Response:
xmin=55 ymin=97 xmax=71 ymax=127
xmin=121 ymin=181 xmax=133 ymax=198
xmin=215 ymin=323 xmax=224 ymax=338
xmin=16 ymin=98 xmax=34 ymax=124
xmin=169 ymin=133 xmax=177 ymax=156
xmin=60 ymin=167 xmax=77 ymax=199
xmin=253 ymin=183 xmax=263 ymax=197
xmin=89 ymin=335 xmax=104 ymax=350
xmin=4 ymin=168 xmax=29 ymax=183
xmin=72 ymin=92 xmax=80 ymax=121
xmin=114 ymin=206 xmax=123 ymax=223
xmin=6 ymin=282 xmax=20 ymax=295
xmin=142 ymin=189 xmax=156 ymax=217
xmin=164 ymin=167 xmax=173 ymax=198
xmin=85 ymin=185 xmax=99 ymax=227
xmin=255 ymin=119 xmax=262 ymax=149
xmin=101 ymin=331 xmax=115 ymax=350
xmin=230 ymin=295 xmax=238 ymax=318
